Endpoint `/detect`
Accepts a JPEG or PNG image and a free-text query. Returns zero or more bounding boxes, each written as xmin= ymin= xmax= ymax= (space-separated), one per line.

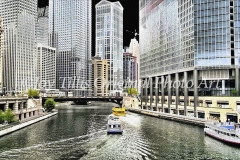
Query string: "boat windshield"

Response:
xmin=109 ymin=124 xmax=121 ymax=128
xmin=220 ymin=125 xmax=235 ymax=130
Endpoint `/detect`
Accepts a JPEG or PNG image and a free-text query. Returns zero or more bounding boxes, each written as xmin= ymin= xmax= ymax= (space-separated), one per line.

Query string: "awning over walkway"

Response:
xmin=209 ymin=111 xmax=220 ymax=115
xmin=190 ymin=99 xmax=203 ymax=102
xmin=205 ymin=100 xmax=212 ymax=103
xmin=226 ymin=113 xmax=238 ymax=116
xmin=217 ymin=101 xmax=229 ymax=104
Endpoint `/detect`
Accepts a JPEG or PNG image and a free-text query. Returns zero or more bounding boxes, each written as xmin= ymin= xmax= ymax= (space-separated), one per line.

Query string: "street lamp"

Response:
xmin=3 ymin=86 xmax=6 ymax=96
xmin=12 ymin=88 xmax=15 ymax=96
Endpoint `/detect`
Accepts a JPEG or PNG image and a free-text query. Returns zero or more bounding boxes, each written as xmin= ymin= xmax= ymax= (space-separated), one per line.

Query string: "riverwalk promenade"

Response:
xmin=0 ymin=111 xmax=58 ymax=137
xmin=124 ymin=96 xmax=240 ymax=125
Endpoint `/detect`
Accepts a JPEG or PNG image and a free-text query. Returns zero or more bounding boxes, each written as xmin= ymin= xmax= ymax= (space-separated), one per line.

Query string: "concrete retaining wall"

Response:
xmin=0 ymin=112 xmax=58 ymax=137
xmin=127 ymin=107 xmax=206 ymax=127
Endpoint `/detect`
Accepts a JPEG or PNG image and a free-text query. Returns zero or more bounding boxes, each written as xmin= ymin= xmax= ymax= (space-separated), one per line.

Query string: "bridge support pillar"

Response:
xmin=140 ymin=79 xmax=144 ymax=109
xmin=161 ymin=76 xmax=164 ymax=112
xmin=155 ymin=77 xmax=159 ymax=111
xmin=168 ymin=74 xmax=171 ymax=114
xmin=150 ymin=77 xmax=153 ymax=110
xmin=4 ymin=102 xmax=9 ymax=111
xmin=145 ymin=78 xmax=148 ymax=109
xmin=13 ymin=101 xmax=19 ymax=113
xmin=175 ymin=73 xmax=179 ymax=115
xmin=184 ymin=71 xmax=188 ymax=116
xmin=20 ymin=102 xmax=24 ymax=110
xmin=25 ymin=101 xmax=28 ymax=109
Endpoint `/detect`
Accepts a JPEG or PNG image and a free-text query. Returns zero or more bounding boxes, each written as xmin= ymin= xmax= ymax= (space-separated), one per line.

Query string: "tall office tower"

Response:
xmin=36 ymin=7 xmax=56 ymax=89
xmin=49 ymin=0 xmax=92 ymax=96
xmin=0 ymin=0 xmax=38 ymax=92
xmin=96 ymin=0 xmax=124 ymax=96
xmin=92 ymin=57 xmax=109 ymax=96
xmin=123 ymin=47 xmax=138 ymax=89
xmin=140 ymin=0 xmax=240 ymax=115
xmin=129 ymin=38 xmax=140 ymax=93
xmin=37 ymin=7 xmax=49 ymax=46
xmin=0 ymin=17 xmax=3 ymax=90
xmin=37 ymin=44 xmax=56 ymax=89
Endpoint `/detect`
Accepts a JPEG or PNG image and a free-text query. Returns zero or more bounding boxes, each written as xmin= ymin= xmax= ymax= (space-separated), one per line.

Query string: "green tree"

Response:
xmin=28 ymin=88 xmax=39 ymax=98
xmin=44 ymin=98 xmax=56 ymax=112
xmin=0 ymin=110 xmax=4 ymax=124
xmin=231 ymin=89 xmax=237 ymax=96
xmin=127 ymin=88 xmax=138 ymax=95
xmin=3 ymin=109 xmax=15 ymax=123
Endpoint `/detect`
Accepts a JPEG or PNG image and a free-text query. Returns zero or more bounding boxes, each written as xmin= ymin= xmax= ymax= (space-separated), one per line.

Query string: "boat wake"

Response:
xmin=0 ymin=130 xmax=107 ymax=159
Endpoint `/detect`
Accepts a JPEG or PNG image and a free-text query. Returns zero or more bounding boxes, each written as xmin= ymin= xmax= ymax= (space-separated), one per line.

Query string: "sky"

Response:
xmin=38 ymin=0 xmax=139 ymax=56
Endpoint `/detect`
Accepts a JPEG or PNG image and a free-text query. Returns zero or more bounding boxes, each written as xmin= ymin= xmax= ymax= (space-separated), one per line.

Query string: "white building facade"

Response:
xmin=0 ymin=0 xmax=38 ymax=93
xmin=49 ymin=0 xmax=92 ymax=96
xmin=37 ymin=44 xmax=56 ymax=89
xmin=139 ymin=0 xmax=240 ymax=117
xmin=129 ymin=38 xmax=140 ymax=94
xmin=36 ymin=7 xmax=56 ymax=90
xmin=95 ymin=0 xmax=124 ymax=96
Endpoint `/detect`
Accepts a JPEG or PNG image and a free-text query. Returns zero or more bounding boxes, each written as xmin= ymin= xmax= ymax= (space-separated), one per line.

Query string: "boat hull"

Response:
xmin=112 ymin=112 xmax=126 ymax=116
xmin=112 ymin=107 xmax=126 ymax=116
xmin=204 ymin=128 xmax=240 ymax=147
xmin=107 ymin=130 xmax=123 ymax=134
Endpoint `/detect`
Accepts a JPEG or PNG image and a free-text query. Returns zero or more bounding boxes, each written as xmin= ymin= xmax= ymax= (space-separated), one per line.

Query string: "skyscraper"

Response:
xmin=49 ymin=0 xmax=92 ymax=96
xmin=123 ymin=50 xmax=137 ymax=88
xmin=37 ymin=7 xmax=49 ymax=46
xmin=37 ymin=44 xmax=56 ymax=89
xmin=36 ymin=7 xmax=56 ymax=90
xmin=92 ymin=56 xmax=109 ymax=96
xmin=95 ymin=0 xmax=124 ymax=96
xmin=0 ymin=17 xmax=3 ymax=90
xmin=140 ymin=0 xmax=240 ymax=117
xmin=129 ymin=38 xmax=140 ymax=93
xmin=0 ymin=0 xmax=38 ymax=92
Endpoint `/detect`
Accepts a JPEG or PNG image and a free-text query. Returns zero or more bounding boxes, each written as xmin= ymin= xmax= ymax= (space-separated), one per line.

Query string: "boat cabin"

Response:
xmin=205 ymin=122 xmax=240 ymax=138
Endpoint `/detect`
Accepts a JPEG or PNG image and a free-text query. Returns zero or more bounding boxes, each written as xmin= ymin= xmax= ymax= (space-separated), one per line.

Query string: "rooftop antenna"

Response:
xmin=126 ymin=29 xmax=139 ymax=39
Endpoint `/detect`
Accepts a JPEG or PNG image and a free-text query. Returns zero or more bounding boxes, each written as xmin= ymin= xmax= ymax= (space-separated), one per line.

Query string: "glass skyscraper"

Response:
xmin=37 ymin=7 xmax=49 ymax=46
xmin=49 ymin=0 xmax=92 ymax=96
xmin=0 ymin=0 xmax=38 ymax=92
xmin=95 ymin=0 xmax=123 ymax=96
xmin=36 ymin=7 xmax=56 ymax=90
xmin=140 ymin=0 xmax=240 ymax=116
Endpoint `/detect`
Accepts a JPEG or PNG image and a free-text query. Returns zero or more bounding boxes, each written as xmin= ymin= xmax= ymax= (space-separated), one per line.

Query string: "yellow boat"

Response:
xmin=112 ymin=106 xmax=126 ymax=116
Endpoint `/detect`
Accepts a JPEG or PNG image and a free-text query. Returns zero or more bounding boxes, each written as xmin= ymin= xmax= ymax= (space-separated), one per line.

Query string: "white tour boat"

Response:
xmin=204 ymin=121 xmax=240 ymax=146
xmin=107 ymin=115 xmax=123 ymax=134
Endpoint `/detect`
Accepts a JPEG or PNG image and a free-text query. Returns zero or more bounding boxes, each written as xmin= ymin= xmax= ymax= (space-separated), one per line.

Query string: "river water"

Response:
xmin=0 ymin=102 xmax=240 ymax=160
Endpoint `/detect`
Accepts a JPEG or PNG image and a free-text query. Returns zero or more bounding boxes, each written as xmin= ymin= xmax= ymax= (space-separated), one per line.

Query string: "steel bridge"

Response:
xmin=42 ymin=96 xmax=123 ymax=105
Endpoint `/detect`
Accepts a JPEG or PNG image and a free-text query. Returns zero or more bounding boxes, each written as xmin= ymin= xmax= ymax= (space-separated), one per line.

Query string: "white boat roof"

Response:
xmin=108 ymin=118 xmax=121 ymax=124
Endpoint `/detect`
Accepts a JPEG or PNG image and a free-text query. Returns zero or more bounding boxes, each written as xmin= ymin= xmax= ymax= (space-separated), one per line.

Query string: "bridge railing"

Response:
xmin=44 ymin=96 xmax=123 ymax=99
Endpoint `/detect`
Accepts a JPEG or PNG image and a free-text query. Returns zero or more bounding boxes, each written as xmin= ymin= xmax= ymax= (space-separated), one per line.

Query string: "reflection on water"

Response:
xmin=0 ymin=102 xmax=240 ymax=159
xmin=204 ymin=136 xmax=240 ymax=159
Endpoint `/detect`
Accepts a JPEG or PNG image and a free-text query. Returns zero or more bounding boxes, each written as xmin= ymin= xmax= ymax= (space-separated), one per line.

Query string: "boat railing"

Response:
xmin=207 ymin=121 xmax=235 ymax=126
xmin=205 ymin=122 xmax=237 ymax=134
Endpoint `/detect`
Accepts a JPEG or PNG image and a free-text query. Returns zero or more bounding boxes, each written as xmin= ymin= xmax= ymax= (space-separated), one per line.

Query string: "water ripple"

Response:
xmin=0 ymin=105 xmax=240 ymax=160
